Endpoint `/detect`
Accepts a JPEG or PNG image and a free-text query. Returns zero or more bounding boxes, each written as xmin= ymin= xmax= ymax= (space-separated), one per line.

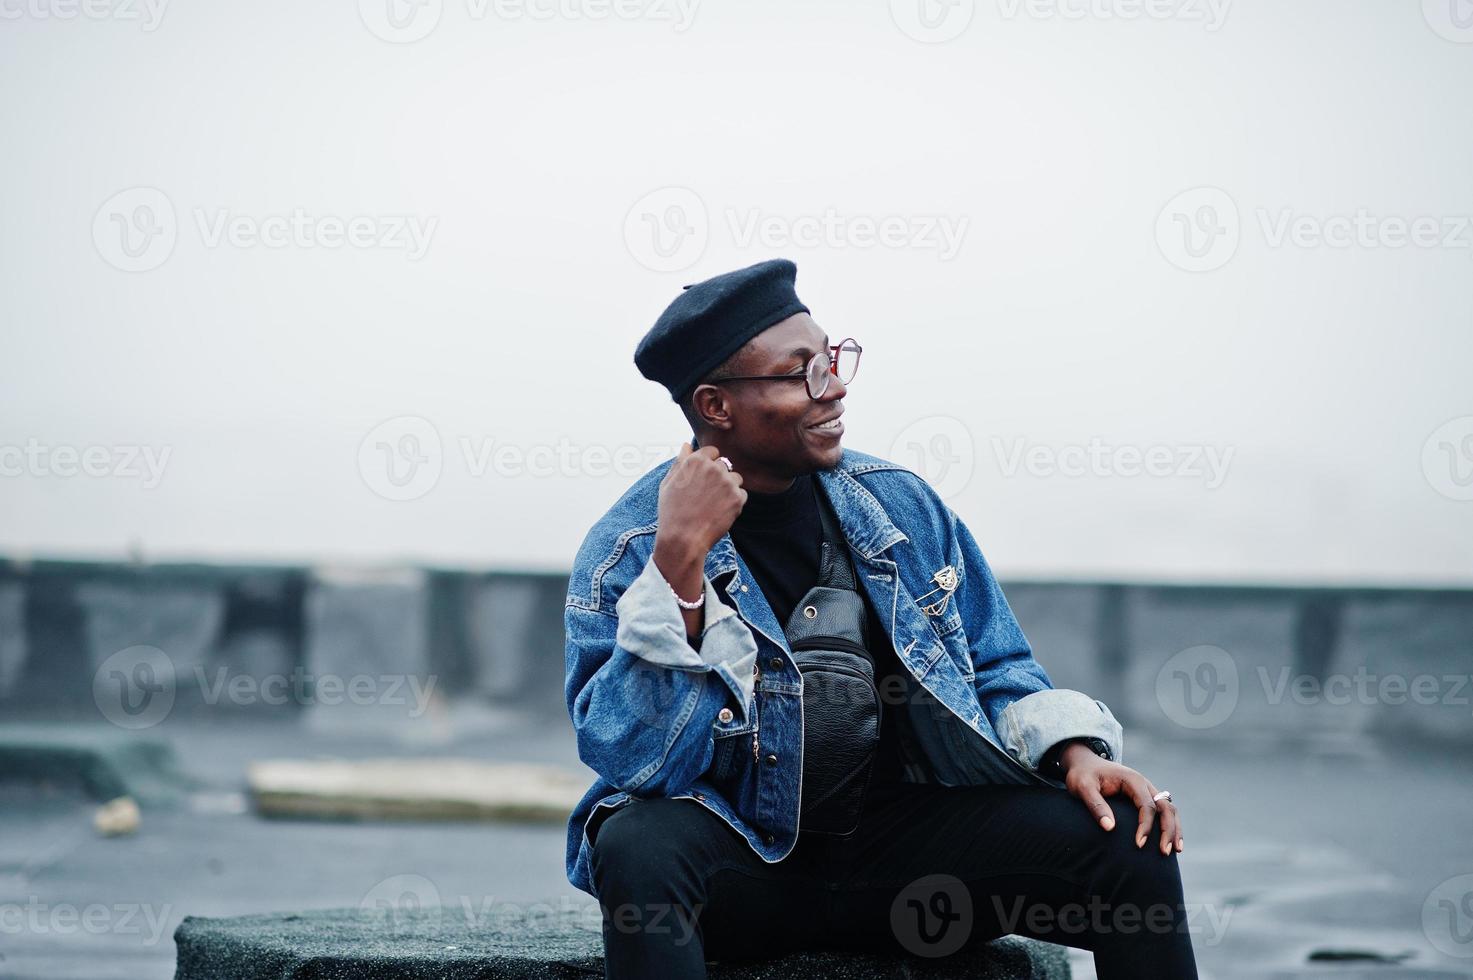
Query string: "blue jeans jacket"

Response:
xmin=563 ymin=446 xmax=1124 ymax=899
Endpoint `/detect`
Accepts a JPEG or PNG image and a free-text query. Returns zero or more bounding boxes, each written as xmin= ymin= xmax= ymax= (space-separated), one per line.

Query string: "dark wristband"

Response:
xmin=1040 ymin=736 xmax=1111 ymax=779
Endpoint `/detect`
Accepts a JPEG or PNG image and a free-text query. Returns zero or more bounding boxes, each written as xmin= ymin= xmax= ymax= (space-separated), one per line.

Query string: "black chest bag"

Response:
xmin=780 ymin=484 xmax=883 ymax=836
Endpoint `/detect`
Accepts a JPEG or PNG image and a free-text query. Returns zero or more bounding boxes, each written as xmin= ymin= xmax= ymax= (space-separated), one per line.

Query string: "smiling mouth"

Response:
xmin=807 ymin=417 xmax=844 ymax=436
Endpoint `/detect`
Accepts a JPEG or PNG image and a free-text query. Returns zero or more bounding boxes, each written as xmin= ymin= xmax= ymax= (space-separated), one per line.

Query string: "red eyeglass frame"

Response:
xmin=708 ymin=338 xmax=862 ymax=400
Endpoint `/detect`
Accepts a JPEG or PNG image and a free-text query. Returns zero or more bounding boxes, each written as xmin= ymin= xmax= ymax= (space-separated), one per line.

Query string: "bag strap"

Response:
xmin=813 ymin=481 xmax=857 ymax=592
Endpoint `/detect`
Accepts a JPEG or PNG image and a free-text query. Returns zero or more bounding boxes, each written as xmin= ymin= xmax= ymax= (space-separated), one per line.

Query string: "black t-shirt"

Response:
xmin=722 ymin=471 xmax=907 ymax=800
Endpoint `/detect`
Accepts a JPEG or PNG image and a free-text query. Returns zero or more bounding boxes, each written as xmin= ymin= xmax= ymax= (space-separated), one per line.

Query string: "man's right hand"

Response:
xmin=652 ymin=443 xmax=746 ymax=640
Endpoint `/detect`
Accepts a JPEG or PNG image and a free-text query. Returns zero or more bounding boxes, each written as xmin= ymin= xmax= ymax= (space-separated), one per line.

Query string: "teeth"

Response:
xmin=813 ymin=419 xmax=841 ymax=429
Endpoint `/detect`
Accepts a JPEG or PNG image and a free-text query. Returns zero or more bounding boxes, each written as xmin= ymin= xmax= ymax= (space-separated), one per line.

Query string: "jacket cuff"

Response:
xmin=614 ymin=554 xmax=759 ymax=724
xmin=999 ymin=688 xmax=1125 ymax=771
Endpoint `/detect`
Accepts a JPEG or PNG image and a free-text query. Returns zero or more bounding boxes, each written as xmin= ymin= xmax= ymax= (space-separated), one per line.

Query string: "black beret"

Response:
xmin=635 ymin=258 xmax=811 ymax=403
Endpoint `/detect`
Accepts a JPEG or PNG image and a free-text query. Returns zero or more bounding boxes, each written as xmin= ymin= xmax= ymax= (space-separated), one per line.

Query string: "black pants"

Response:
xmin=589 ymin=781 xmax=1199 ymax=979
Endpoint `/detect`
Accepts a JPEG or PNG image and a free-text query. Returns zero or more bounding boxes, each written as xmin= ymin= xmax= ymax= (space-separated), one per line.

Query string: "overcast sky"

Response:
xmin=2 ymin=0 xmax=1470 ymax=586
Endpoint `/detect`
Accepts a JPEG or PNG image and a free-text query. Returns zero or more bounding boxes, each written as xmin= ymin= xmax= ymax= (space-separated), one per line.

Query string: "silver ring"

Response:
xmin=717 ymin=456 xmax=734 ymax=472
xmin=1152 ymin=790 xmax=1173 ymax=804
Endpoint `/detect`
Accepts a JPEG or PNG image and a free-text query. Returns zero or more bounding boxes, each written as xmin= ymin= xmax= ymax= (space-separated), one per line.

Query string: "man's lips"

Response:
xmin=807 ymin=410 xmax=844 ymax=437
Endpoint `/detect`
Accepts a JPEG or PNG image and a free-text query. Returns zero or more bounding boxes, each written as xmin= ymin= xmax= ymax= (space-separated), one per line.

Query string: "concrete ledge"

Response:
xmin=173 ymin=907 xmax=1070 ymax=979
xmin=248 ymin=758 xmax=586 ymax=823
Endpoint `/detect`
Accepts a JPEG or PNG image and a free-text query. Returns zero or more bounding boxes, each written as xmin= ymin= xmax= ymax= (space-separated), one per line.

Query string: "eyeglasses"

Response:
xmin=710 ymin=338 xmax=862 ymax=401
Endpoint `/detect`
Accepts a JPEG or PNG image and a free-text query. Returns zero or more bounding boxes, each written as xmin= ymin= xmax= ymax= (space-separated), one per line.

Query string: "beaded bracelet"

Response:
xmin=669 ymin=580 xmax=705 ymax=609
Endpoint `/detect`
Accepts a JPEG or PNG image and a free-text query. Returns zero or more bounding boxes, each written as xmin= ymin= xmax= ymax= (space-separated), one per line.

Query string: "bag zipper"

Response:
xmin=797 ymin=661 xmax=876 ymax=686
xmin=794 ymin=637 xmax=872 ymax=659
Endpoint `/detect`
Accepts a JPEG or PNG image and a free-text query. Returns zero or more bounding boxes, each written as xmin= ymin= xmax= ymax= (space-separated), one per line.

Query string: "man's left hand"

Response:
xmin=1059 ymin=742 xmax=1183 ymax=856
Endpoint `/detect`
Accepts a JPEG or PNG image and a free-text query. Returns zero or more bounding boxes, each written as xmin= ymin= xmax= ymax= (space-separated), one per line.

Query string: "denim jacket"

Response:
xmin=563 ymin=446 xmax=1124 ymax=899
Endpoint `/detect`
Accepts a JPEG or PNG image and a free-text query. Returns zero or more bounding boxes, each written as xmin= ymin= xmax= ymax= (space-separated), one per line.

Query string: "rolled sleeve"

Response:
xmin=999 ymin=689 xmax=1125 ymax=771
xmin=614 ymin=554 xmax=759 ymax=725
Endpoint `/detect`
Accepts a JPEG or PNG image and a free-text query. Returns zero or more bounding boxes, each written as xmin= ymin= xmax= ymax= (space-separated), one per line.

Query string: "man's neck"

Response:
xmin=692 ymin=437 xmax=799 ymax=495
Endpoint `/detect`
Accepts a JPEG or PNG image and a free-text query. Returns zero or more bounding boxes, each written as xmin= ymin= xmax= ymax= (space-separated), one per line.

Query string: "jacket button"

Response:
xmin=740 ymin=585 xmax=749 ymax=592
xmin=764 ymin=753 xmax=778 ymax=766
xmin=717 ymin=707 xmax=734 ymax=723
xmin=763 ymin=833 xmax=774 ymax=845
xmin=694 ymin=792 xmax=705 ymax=801
xmin=769 ymin=657 xmax=783 ymax=670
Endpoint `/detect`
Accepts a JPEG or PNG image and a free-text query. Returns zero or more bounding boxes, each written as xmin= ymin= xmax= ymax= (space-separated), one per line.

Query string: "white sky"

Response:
xmin=2 ymin=0 xmax=1470 ymax=586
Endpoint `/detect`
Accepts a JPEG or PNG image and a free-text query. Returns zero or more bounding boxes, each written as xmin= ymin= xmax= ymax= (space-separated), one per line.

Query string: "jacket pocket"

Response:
xmin=709 ymin=728 xmax=751 ymax=783
xmin=907 ymin=590 xmax=969 ymax=685
xmin=939 ymin=625 xmax=974 ymax=681
xmin=922 ymin=604 xmax=963 ymax=637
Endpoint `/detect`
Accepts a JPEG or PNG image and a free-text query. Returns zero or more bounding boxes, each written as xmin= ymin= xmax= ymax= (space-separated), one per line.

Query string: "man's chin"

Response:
xmin=814 ymin=440 xmax=844 ymax=468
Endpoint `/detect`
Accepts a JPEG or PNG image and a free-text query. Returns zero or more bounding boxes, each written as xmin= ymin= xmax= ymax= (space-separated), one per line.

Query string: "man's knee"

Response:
xmin=589 ymin=797 xmax=705 ymax=897
xmin=1093 ymin=796 xmax=1185 ymax=899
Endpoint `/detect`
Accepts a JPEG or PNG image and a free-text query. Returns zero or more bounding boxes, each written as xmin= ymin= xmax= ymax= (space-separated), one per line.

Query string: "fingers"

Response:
xmin=1140 ymin=780 xmax=1183 ymax=856
xmin=665 ymin=443 xmax=742 ymax=499
xmin=666 ymin=442 xmax=713 ymax=487
xmin=664 ymin=445 xmax=690 ymax=489
xmin=1122 ymin=775 xmax=1159 ymax=850
xmin=1144 ymin=782 xmax=1174 ymax=855
xmin=1161 ymin=803 xmax=1181 ymax=855
xmin=1084 ymin=768 xmax=1182 ymax=856
xmin=1073 ymin=772 xmax=1115 ymax=832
